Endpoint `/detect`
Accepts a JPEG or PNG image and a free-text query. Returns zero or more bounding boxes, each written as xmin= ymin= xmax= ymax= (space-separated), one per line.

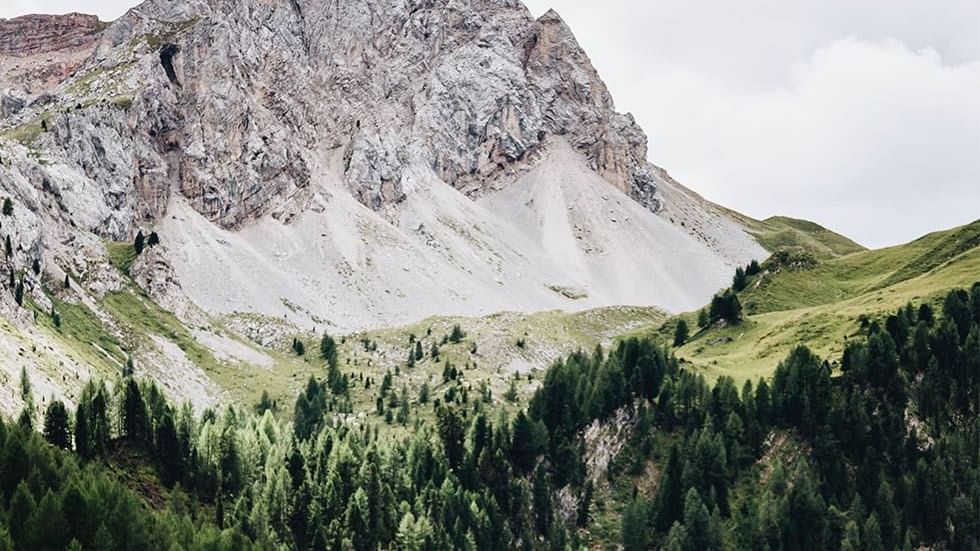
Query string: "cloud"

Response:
xmin=634 ymin=38 xmax=980 ymax=247
xmin=522 ymin=0 xmax=980 ymax=247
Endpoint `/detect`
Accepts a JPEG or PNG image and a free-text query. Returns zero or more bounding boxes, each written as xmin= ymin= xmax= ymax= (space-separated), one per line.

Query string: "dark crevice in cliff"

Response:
xmin=159 ymin=44 xmax=180 ymax=86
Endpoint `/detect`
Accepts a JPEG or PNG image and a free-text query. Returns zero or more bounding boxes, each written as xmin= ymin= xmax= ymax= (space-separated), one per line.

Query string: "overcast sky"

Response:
xmin=3 ymin=1 xmax=978 ymax=247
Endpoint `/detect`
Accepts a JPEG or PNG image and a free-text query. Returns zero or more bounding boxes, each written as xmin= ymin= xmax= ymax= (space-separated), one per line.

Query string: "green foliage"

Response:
xmin=732 ymin=266 xmax=748 ymax=292
xmin=134 ymin=230 xmax=145 ymax=255
xmin=0 ymin=285 xmax=976 ymax=551
xmin=621 ymin=497 xmax=649 ymax=551
xmin=0 ymin=407 xmax=255 ymax=550
xmin=697 ymin=308 xmax=709 ymax=329
xmin=449 ymin=323 xmax=466 ymax=343
xmin=709 ymin=288 xmax=743 ymax=325
xmin=2 ymin=198 xmax=12 ymax=216
xmin=42 ymin=400 xmax=72 ymax=450
xmin=673 ymin=319 xmax=689 ymax=346
xmin=747 ymin=215 xmax=866 ymax=259
xmin=106 ymin=241 xmax=138 ymax=273
xmin=320 ymin=333 xmax=338 ymax=368
xmin=13 ymin=277 xmax=23 ymax=306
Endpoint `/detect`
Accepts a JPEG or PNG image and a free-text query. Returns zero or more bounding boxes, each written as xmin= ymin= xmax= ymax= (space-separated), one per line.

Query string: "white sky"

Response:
xmin=3 ymin=0 xmax=979 ymax=247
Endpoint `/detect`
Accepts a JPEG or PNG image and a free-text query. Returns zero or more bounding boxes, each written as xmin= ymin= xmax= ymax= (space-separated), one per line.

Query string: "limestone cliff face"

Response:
xmin=0 ymin=14 xmax=104 ymax=96
xmin=0 ymin=13 xmax=103 ymax=57
xmin=3 ymin=0 xmax=674 ymax=231
xmin=0 ymin=0 xmax=762 ymax=317
xmin=0 ymin=0 xmax=767 ymax=414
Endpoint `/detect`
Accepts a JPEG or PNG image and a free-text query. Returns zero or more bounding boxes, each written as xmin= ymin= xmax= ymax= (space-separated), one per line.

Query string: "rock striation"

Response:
xmin=0 ymin=0 xmax=764 ymax=326
xmin=0 ymin=13 xmax=104 ymax=57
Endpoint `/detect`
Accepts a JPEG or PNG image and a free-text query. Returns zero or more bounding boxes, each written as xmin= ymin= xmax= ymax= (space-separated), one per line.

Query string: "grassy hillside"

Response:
xmin=719 ymin=208 xmax=866 ymax=259
xmin=5 ymin=251 xmax=664 ymax=420
xmin=649 ymin=219 xmax=980 ymax=383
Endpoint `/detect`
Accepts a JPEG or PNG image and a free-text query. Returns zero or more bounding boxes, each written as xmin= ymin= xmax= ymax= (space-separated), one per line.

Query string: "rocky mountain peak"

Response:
xmin=0 ymin=0 xmax=764 ymax=334
xmin=0 ymin=13 xmax=104 ymax=57
xmin=0 ymin=13 xmax=105 ymax=96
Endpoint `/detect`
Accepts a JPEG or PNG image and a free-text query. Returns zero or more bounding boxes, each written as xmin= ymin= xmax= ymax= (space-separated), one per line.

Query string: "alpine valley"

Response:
xmin=0 ymin=1 xmax=976 ymax=550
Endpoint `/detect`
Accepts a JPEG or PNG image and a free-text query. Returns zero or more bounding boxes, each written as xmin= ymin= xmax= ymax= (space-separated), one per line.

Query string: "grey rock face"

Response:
xmin=3 ymin=0 xmax=678 ymax=234
xmin=0 ymin=0 xmax=763 ymax=327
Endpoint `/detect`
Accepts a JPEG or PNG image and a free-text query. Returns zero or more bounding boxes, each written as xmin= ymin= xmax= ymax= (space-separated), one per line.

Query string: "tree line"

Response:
xmin=0 ymin=284 xmax=977 ymax=549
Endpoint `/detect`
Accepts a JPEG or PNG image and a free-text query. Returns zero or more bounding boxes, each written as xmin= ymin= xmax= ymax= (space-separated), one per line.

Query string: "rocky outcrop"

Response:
xmin=0 ymin=14 xmax=104 ymax=57
xmin=0 ymin=0 xmax=765 ymax=326
xmin=3 ymin=0 xmax=677 ymax=231
xmin=0 ymin=14 xmax=106 ymax=95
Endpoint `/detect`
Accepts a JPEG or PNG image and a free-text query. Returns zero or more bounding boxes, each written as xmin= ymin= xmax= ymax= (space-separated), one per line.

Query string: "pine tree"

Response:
xmin=18 ymin=367 xmax=33 ymax=428
xmin=415 ymin=340 xmax=423 ymax=361
xmin=863 ymin=513 xmax=884 ymax=551
xmin=874 ymin=481 xmax=900 ymax=551
xmin=732 ymin=266 xmax=748 ymax=292
xmin=532 ymin=464 xmax=553 ymax=536
xmin=14 ymin=277 xmax=23 ymax=306
xmin=8 ymin=482 xmax=35 ymax=548
xmin=147 ymin=231 xmax=160 ymax=247
xmin=840 ymin=518 xmax=862 ymax=551
xmin=121 ymin=378 xmax=149 ymax=445
xmin=683 ymin=488 xmax=715 ymax=550
xmin=255 ymin=389 xmax=275 ymax=414
xmin=2 ymin=198 xmax=12 ymax=216
xmin=697 ymin=308 xmax=710 ymax=329
xmin=42 ymin=400 xmax=72 ymax=450
xmin=155 ymin=410 xmax=182 ymax=486
xmin=4 ymin=234 xmax=11 ymax=258
xmin=504 ymin=378 xmax=518 ymax=402
xmin=673 ymin=319 xmax=690 ymax=347
xmin=577 ymin=479 xmax=594 ymax=527
xmin=320 ymin=333 xmax=338 ymax=368
xmin=133 ymin=230 xmax=145 ymax=255
xmin=436 ymin=405 xmax=465 ymax=472
xmin=621 ymin=497 xmax=649 ymax=551
xmin=292 ymin=338 xmax=306 ymax=356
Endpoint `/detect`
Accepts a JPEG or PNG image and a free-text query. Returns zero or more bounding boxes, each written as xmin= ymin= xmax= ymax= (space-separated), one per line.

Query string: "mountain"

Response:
xmin=0 ymin=0 xmax=772 ymax=413
xmin=1 ymin=5 xmax=978 ymax=551
xmin=0 ymin=1 xmax=765 ymax=323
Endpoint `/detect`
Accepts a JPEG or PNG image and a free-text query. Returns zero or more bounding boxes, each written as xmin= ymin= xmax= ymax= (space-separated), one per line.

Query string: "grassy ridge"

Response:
xmin=652 ymin=219 xmax=980 ymax=383
xmin=717 ymin=209 xmax=866 ymax=259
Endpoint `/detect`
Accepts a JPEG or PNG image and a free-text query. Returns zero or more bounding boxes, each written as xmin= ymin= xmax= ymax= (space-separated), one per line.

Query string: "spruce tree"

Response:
xmin=133 ymin=230 xmax=145 ymax=255
xmin=621 ymin=497 xmax=649 ymax=551
xmin=13 ymin=277 xmax=23 ymax=306
xmin=42 ymin=400 xmax=72 ymax=450
xmin=532 ymin=464 xmax=553 ymax=536
xmin=697 ymin=308 xmax=710 ymax=329
xmin=319 ymin=333 xmax=338 ymax=368
xmin=673 ymin=319 xmax=690 ymax=347
xmin=732 ymin=266 xmax=748 ymax=292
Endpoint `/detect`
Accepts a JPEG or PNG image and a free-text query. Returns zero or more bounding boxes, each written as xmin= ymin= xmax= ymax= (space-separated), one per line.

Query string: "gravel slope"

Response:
xmin=161 ymin=139 xmax=762 ymax=331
